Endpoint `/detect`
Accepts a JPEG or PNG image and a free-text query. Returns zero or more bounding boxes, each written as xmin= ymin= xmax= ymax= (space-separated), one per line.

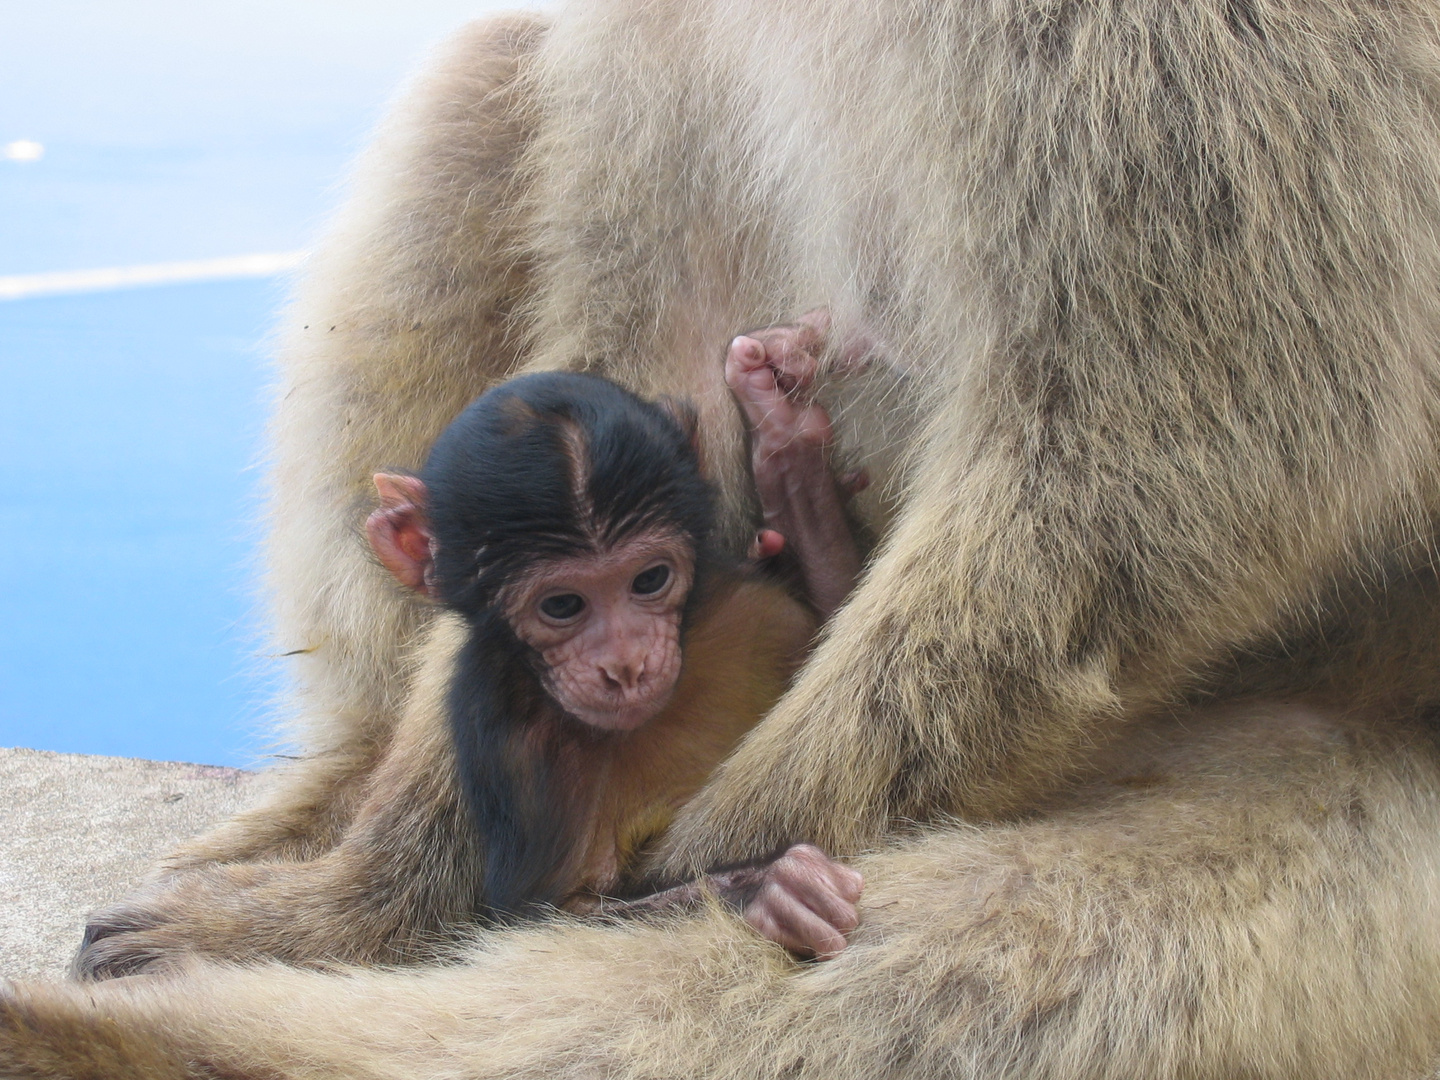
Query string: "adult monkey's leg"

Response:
xmin=7 ymin=704 xmax=1440 ymax=1079
xmin=74 ymin=622 xmax=487 ymax=977
xmin=167 ymin=14 xmax=547 ymax=869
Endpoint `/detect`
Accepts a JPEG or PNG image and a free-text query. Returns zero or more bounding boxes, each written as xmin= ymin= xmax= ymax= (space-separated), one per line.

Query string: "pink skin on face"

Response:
xmin=503 ymin=534 xmax=695 ymax=731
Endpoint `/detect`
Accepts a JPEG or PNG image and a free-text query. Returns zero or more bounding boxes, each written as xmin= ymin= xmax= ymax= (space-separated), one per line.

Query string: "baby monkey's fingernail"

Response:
xmin=732 ymin=336 xmax=762 ymax=361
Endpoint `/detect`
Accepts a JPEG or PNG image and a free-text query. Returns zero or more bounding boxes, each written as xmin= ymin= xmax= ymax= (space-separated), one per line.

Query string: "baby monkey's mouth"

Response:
xmin=558 ymin=681 xmax=679 ymax=734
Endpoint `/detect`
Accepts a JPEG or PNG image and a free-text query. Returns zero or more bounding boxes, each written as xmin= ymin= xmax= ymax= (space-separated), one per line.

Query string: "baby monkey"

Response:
xmin=367 ymin=321 xmax=866 ymax=957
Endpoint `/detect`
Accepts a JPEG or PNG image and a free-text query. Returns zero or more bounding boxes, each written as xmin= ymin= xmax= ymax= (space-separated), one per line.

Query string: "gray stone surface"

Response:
xmin=0 ymin=746 xmax=258 ymax=979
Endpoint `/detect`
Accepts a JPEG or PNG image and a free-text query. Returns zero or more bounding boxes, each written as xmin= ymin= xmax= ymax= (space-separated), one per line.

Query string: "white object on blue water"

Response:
xmin=0 ymin=252 xmax=308 ymax=301
xmin=4 ymin=139 xmax=44 ymax=162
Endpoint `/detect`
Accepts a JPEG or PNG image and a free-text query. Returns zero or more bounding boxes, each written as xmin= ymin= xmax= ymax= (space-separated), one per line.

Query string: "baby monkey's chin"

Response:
xmin=561 ymin=688 xmax=678 ymax=733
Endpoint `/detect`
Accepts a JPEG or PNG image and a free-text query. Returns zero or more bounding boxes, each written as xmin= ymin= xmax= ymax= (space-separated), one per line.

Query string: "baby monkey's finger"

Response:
xmin=749 ymin=529 xmax=787 ymax=561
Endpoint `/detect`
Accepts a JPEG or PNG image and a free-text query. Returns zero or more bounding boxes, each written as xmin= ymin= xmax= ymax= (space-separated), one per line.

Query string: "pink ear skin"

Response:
xmin=367 ymin=473 xmax=438 ymax=597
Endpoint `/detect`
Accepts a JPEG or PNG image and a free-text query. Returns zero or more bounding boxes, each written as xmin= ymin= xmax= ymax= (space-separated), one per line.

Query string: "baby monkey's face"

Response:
xmin=503 ymin=531 xmax=695 ymax=732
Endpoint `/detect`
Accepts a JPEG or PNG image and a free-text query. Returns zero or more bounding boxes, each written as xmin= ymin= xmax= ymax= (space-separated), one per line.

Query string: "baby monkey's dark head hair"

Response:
xmin=397 ymin=372 xmax=713 ymax=917
xmin=421 ymin=371 xmax=713 ymax=617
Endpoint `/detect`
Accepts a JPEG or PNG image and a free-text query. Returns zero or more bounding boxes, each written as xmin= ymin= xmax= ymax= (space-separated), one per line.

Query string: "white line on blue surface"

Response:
xmin=0 ymin=252 xmax=308 ymax=301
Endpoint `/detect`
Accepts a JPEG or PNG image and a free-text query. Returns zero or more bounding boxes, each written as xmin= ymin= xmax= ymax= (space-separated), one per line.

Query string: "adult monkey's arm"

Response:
xmin=656 ymin=0 xmax=1440 ymax=870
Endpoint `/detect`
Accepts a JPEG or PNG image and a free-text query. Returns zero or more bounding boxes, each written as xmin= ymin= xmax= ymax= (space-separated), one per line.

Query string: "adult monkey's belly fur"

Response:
xmin=9 ymin=1 xmax=1440 ymax=1076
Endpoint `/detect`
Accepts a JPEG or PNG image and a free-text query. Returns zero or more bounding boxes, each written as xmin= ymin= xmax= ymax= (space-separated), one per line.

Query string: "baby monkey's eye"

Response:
xmin=539 ymin=593 xmax=586 ymax=620
xmin=631 ymin=564 xmax=670 ymax=595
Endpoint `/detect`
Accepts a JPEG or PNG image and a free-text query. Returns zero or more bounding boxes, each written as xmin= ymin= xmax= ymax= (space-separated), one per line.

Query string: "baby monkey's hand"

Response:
xmin=716 ymin=843 xmax=864 ymax=959
xmin=606 ymin=844 xmax=864 ymax=959
xmin=726 ymin=310 xmax=866 ymax=619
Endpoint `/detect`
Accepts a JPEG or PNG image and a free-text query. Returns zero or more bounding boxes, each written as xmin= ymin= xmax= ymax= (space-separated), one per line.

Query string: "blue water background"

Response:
xmin=0 ymin=2 xmax=504 ymax=275
xmin=0 ymin=2 xmax=511 ymax=764
xmin=0 ymin=281 xmax=282 ymax=765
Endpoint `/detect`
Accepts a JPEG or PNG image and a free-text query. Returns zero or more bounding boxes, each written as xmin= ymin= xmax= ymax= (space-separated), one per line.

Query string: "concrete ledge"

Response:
xmin=0 ymin=746 xmax=258 ymax=978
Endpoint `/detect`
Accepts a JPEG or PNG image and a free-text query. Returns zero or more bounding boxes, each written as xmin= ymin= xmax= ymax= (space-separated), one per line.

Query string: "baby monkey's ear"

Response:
xmin=367 ymin=472 xmax=438 ymax=597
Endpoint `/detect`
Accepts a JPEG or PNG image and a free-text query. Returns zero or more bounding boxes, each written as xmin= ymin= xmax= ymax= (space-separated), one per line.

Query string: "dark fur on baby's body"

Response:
xmin=9 ymin=1 xmax=1440 ymax=1077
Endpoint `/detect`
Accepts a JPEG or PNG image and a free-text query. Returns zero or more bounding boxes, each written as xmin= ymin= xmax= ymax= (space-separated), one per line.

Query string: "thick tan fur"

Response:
xmin=8 ymin=0 xmax=1440 ymax=1074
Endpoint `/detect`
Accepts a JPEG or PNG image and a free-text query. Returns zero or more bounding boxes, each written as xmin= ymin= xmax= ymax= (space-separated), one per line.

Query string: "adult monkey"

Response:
xmin=9 ymin=0 xmax=1440 ymax=1075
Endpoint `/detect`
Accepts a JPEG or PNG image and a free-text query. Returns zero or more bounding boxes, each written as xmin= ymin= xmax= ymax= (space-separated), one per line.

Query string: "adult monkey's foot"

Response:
xmin=726 ymin=310 xmax=867 ymax=620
